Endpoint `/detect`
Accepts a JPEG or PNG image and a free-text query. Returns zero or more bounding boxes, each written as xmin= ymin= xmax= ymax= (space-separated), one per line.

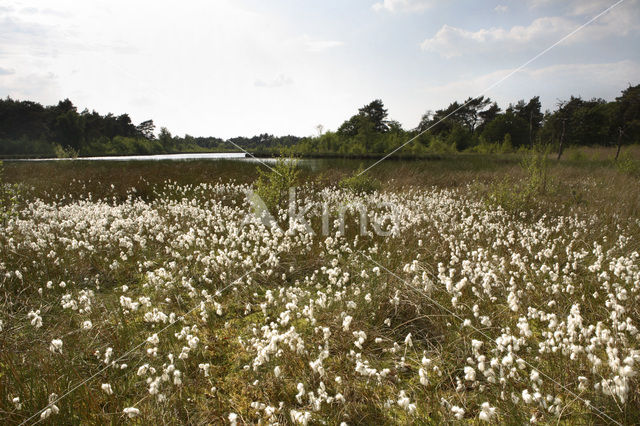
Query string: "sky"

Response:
xmin=0 ymin=0 xmax=638 ymax=138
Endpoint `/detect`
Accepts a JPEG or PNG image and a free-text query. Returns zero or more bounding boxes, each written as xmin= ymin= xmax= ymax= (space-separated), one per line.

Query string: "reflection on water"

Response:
xmin=10 ymin=152 xmax=375 ymax=172
xmin=11 ymin=152 xmax=248 ymax=162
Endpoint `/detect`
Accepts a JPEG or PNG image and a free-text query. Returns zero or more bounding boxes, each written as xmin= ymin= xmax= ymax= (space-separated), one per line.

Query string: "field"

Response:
xmin=1 ymin=147 xmax=640 ymax=424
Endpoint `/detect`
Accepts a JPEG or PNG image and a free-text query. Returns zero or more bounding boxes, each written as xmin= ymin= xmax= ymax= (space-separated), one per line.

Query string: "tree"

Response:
xmin=158 ymin=127 xmax=173 ymax=151
xmin=614 ymin=84 xmax=640 ymax=160
xmin=511 ymin=96 xmax=543 ymax=147
xmin=416 ymin=96 xmax=493 ymax=136
xmin=481 ymin=111 xmax=529 ymax=147
xmin=459 ymin=96 xmax=492 ymax=133
xmin=358 ymin=99 xmax=389 ymax=133
xmin=136 ymin=120 xmax=156 ymax=140
xmin=338 ymin=99 xmax=390 ymax=137
xmin=53 ymin=109 xmax=84 ymax=150
xmin=477 ymin=102 xmax=501 ymax=134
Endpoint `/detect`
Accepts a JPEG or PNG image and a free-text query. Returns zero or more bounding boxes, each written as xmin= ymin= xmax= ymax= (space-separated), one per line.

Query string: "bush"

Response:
xmin=338 ymin=165 xmax=381 ymax=194
xmin=428 ymin=137 xmax=456 ymax=154
xmin=486 ymin=144 xmax=552 ymax=211
xmin=521 ymin=143 xmax=551 ymax=195
xmin=500 ymin=134 xmax=514 ymax=153
xmin=54 ymin=144 xmax=79 ymax=158
xmin=615 ymin=152 xmax=640 ymax=175
xmin=254 ymin=155 xmax=300 ymax=214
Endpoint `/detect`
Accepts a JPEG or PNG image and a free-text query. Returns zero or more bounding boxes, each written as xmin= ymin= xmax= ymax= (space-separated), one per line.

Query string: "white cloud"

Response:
xmin=494 ymin=5 xmax=508 ymax=13
xmin=372 ymin=0 xmax=433 ymax=13
xmin=421 ymin=17 xmax=572 ymax=58
xmin=0 ymin=67 xmax=15 ymax=75
xmin=421 ymin=2 xmax=640 ymax=59
xmin=421 ymin=60 xmax=640 ymax=110
xmin=254 ymin=74 xmax=294 ymax=88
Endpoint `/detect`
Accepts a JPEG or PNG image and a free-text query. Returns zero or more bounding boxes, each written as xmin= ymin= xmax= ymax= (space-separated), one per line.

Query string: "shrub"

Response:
xmin=520 ymin=143 xmax=551 ymax=195
xmin=486 ymin=144 xmax=552 ymax=211
xmin=500 ymin=134 xmax=514 ymax=153
xmin=338 ymin=165 xmax=381 ymax=194
xmin=615 ymin=152 xmax=640 ymax=175
xmin=54 ymin=144 xmax=79 ymax=158
xmin=254 ymin=155 xmax=300 ymax=214
xmin=428 ymin=137 xmax=456 ymax=154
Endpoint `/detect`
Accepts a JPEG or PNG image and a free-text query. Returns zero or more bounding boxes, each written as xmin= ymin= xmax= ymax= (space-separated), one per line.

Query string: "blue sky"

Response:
xmin=0 ymin=0 xmax=638 ymax=138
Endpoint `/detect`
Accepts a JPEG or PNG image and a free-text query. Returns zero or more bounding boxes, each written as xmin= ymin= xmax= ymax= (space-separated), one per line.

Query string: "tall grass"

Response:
xmin=1 ymin=147 xmax=639 ymax=424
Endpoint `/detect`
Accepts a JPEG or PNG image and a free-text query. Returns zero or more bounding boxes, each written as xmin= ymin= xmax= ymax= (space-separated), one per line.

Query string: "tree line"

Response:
xmin=293 ymin=83 xmax=639 ymax=159
xmin=0 ymin=83 xmax=638 ymax=158
xmin=0 ymin=97 xmax=303 ymax=158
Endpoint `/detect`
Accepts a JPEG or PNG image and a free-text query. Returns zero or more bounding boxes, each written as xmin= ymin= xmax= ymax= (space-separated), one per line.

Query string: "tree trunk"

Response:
xmin=615 ymin=128 xmax=623 ymax=161
xmin=556 ymin=119 xmax=566 ymax=160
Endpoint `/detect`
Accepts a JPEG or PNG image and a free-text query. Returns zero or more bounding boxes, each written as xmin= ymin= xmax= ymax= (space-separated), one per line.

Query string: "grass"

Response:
xmin=0 ymin=146 xmax=639 ymax=424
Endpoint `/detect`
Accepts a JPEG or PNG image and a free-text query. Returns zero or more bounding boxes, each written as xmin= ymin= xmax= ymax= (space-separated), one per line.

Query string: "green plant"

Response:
xmin=567 ymin=148 xmax=587 ymax=162
xmin=499 ymin=133 xmax=514 ymax=153
xmin=54 ymin=144 xmax=79 ymax=158
xmin=615 ymin=152 xmax=640 ymax=175
xmin=486 ymin=144 xmax=552 ymax=211
xmin=0 ymin=161 xmax=20 ymax=222
xmin=427 ymin=137 xmax=456 ymax=154
xmin=254 ymin=155 xmax=300 ymax=213
xmin=338 ymin=165 xmax=381 ymax=194
xmin=520 ymin=143 xmax=551 ymax=196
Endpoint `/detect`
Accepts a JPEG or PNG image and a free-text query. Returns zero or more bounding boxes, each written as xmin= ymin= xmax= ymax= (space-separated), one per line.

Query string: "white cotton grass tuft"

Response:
xmin=49 ymin=339 xmax=63 ymax=354
xmin=228 ymin=412 xmax=238 ymax=425
xmin=123 ymin=407 xmax=140 ymax=418
xmin=40 ymin=393 xmax=59 ymax=420
xmin=3 ymin=177 xmax=639 ymax=424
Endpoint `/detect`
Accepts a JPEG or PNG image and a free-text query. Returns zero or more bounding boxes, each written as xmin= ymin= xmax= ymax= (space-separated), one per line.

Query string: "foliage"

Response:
xmin=487 ymin=144 xmax=552 ymax=211
xmin=1 ymin=84 xmax=639 ymax=160
xmin=417 ymin=95 xmax=493 ymax=135
xmin=254 ymin=155 xmax=300 ymax=213
xmin=481 ymin=111 xmax=529 ymax=147
xmin=338 ymin=99 xmax=390 ymax=137
xmin=427 ymin=136 xmax=456 ymax=154
xmin=54 ymin=144 xmax=78 ymax=158
xmin=0 ymin=97 xmax=151 ymax=157
xmin=615 ymin=151 xmax=640 ymax=175
xmin=338 ymin=165 xmax=381 ymax=194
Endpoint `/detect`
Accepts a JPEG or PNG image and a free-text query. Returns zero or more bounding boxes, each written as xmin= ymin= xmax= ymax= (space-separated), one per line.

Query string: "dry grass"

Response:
xmin=1 ymin=147 xmax=639 ymax=424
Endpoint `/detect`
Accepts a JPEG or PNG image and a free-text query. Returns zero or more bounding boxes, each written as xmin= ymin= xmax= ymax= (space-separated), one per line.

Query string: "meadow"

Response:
xmin=1 ymin=146 xmax=639 ymax=424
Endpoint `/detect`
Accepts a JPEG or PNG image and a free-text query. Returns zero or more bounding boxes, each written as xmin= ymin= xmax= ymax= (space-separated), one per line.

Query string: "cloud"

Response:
xmin=0 ymin=71 xmax=59 ymax=101
xmin=254 ymin=74 xmax=294 ymax=88
xmin=372 ymin=0 xmax=433 ymax=13
xmin=421 ymin=17 xmax=572 ymax=58
xmin=494 ymin=5 xmax=508 ymax=13
xmin=0 ymin=67 xmax=15 ymax=75
xmin=421 ymin=2 xmax=640 ymax=59
xmin=421 ymin=60 xmax=640 ymax=110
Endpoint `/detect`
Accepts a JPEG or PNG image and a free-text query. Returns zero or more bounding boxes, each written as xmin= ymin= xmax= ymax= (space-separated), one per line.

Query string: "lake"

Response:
xmin=9 ymin=152 xmax=248 ymax=162
xmin=6 ymin=152 xmax=376 ymax=172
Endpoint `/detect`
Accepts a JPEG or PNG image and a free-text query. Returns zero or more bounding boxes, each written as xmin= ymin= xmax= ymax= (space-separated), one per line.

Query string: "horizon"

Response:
xmin=1 ymin=0 xmax=639 ymax=138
